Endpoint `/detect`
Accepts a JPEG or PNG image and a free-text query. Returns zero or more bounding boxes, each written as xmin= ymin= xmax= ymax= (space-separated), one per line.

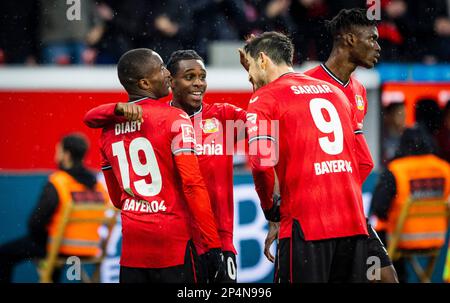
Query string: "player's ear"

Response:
xmin=259 ymin=52 xmax=268 ymax=70
xmin=138 ymin=78 xmax=151 ymax=90
xmin=169 ymin=75 xmax=176 ymax=88
xmin=344 ymin=32 xmax=357 ymax=47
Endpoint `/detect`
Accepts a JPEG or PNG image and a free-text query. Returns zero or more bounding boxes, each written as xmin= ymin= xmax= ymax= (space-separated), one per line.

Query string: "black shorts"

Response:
xmin=277 ymin=220 xmax=368 ymax=283
xmin=367 ymin=221 xmax=392 ymax=268
xmin=119 ymin=240 xmax=200 ymax=283
xmin=199 ymin=251 xmax=237 ymax=283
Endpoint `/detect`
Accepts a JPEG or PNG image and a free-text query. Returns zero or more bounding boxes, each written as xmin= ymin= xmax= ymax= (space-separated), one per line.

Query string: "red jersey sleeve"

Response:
xmin=350 ymin=97 xmax=374 ymax=184
xmin=222 ymin=103 xmax=248 ymax=143
xmin=355 ymin=134 xmax=374 ymax=184
xmin=247 ymin=91 xmax=279 ymax=171
xmin=169 ymin=110 xmax=221 ymax=249
xmin=83 ymin=103 xmax=118 ymax=128
xmin=100 ymin=148 xmax=123 ymax=208
xmin=169 ymin=112 xmax=198 ymax=155
xmin=246 ymin=90 xmax=278 ymax=214
xmin=174 ymin=154 xmax=222 ymax=249
xmin=224 ymin=103 xmax=247 ymax=122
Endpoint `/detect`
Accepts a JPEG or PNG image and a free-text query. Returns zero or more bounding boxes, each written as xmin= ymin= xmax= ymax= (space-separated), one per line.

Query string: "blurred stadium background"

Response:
xmin=0 ymin=0 xmax=449 ymax=282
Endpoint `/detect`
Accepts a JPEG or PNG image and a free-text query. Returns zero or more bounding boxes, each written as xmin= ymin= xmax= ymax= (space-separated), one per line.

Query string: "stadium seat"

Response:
xmin=387 ymin=197 xmax=449 ymax=283
xmin=37 ymin=203 xmax=117 ymax=283
xmin=208 ymin=41 xmax=243 ymax=67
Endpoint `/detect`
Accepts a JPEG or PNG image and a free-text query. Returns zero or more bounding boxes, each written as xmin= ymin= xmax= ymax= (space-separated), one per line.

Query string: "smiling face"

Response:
xmin=170 ymin=59 xmax=207 ymax=112
xmin=350 ymin=25 xmax=381 ymax=69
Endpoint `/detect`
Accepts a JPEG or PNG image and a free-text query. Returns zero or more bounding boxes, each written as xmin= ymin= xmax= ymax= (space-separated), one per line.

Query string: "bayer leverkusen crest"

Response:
xmin=200 ymin=118 xmax=220 ymax=133
xmin=355 ymin=95 xmax=365 ymax=111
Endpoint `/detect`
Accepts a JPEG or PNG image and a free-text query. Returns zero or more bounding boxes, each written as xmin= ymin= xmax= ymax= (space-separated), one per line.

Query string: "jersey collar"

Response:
xmin=128 ymin=96 xmax=150 ymax=104
xmin=277 ymin=71 xmax=295 ymax=79
xmin=320 ymin=64 xmax=350 ymax=88
xmin=169 ymin=100 xmax=203 ymax=118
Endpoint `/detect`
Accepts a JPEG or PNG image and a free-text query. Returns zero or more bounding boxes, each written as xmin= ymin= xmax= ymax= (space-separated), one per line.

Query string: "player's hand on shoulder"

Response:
xmin=115 ymin=102 xmax=144 ymax=123
xmin=204 ymin=248 xmax=226 ymax=283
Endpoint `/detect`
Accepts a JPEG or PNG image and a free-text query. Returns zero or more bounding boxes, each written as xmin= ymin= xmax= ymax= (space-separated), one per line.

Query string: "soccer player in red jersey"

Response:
xmin=303 ymin=9 xmax=398 ymax=283
xmin=84 ymin=50 xmax=247 ymax=283
xmin=86 ymin=48 xmax=225 ymax=283
xmin=242 ymin=31 xmax=369 ymax=282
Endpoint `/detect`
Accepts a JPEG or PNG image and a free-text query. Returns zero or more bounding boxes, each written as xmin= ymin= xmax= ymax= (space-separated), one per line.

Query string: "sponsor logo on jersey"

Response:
xmin=200 ymin=118 xmax=220 ymax=133
xmin=196 ymin=140 xmax=223 ymax=155
xmin=355 ymin=95 xmax=365 ymax=111
xmin=249 ymin=96 xmax=259 ymax=104
xmin=181 ymin=124 xmax=196 ymax=143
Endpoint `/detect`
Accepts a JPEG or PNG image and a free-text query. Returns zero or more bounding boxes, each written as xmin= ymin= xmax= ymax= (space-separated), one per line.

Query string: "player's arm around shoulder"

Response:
xmin=218 ymin=102 xmax=248 ymax=142
xmin=220 ymin=102 xmax=247 ymax=122
xmin=83 ymin=102 xmax=143 ymax=128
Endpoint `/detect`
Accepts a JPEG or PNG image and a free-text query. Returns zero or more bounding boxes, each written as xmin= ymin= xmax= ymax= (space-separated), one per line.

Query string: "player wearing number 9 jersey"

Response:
xmin=243 ymin=32 xmax=368 ymax=282
xmin=304 ymin=9 xmax=398 ymax=283
xmin=95 ymin=48 xmax=224 ymax=283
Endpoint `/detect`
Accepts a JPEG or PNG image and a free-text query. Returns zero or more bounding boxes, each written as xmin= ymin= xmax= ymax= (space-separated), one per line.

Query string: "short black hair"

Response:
xmin=166 ymin=50 xmax=204 ymax=76
xmin=243 ymin=31 xmax=294 ymax=66
xmin=394 ymin=126 xmax=436 ymax=158
xmin=415 ymin=98 xmax=442 ymax=134
xmin=61 ymin=133 xmax=89 ymax=163
xmin=117 ymin=48 xmax=155 ymax=89
xmin=326 ymin=8 xmax=377 ymax=39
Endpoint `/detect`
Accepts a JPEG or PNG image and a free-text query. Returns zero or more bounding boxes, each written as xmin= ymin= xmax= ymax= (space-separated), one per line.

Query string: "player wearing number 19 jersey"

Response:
xmin=100 ymin=98 xmax=221 ymax=269
xmin=93 ymin=48 xmax=223 ymax=283
xmin=243 ymin=32 xmax=368 ymax=282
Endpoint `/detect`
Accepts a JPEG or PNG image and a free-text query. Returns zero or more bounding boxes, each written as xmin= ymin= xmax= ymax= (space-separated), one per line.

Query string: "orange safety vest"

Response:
xmin=386 ymin=154 xmax=450 ymax=250
xmin=47 ymin=170 xmax=110 ymax=257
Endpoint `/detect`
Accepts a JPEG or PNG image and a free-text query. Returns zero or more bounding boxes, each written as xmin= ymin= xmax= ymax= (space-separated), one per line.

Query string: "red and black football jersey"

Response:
xmin=247 ymin=72 xmax=368 ymax=241
xmin=305 ymin=64 xmax=374 ymax=183
xmin=98 ymin=98 xmax=221 ymax=268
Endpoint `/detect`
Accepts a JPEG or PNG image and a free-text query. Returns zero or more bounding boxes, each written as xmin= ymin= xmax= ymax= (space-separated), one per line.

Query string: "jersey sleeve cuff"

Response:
xmin=172 ymin=148 xmax=198 ymax=155
xmin=248 ymin=135 xmax=276 ymax=144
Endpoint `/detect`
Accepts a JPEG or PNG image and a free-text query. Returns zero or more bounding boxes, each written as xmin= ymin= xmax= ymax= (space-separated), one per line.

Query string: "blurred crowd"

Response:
xmin=1 ymin=0 xmax=450 ymax=65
